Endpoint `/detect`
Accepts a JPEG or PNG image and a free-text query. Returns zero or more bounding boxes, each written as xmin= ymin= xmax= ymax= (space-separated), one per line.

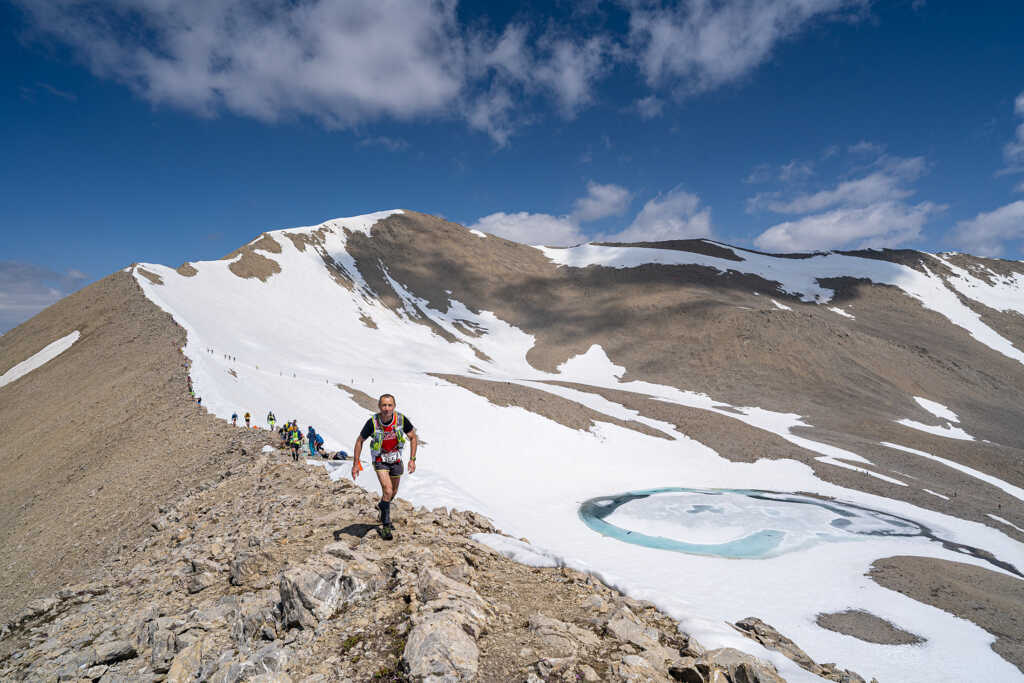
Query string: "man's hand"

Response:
xmin=352 ymin=460 xmax=362 ymax=480
xmin=408 ymin=459 xmax=416 ymax=474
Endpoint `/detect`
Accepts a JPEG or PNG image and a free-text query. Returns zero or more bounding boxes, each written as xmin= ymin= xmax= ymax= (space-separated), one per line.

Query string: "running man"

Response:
xmin=231 ymin=412 xmax=238 ymax=426
xmin=244 ymin=412 xmax=251 ymax=428
xmin=267 ymin=411 xmax=276 ymax=430
xmin=352 ymin=394 xmax=417 ymax=538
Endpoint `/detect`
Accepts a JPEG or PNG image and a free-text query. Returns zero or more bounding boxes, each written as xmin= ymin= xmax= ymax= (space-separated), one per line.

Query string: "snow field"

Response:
xmin=0 ymin=330 xmax=80 ymax=388
xmin=134 ymin=215 xmax=1024 ymax=683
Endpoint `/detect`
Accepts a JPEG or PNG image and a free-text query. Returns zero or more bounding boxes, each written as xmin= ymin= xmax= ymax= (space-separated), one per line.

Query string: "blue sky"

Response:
xmin=2 ymin=0 xmax=1024 ymax=332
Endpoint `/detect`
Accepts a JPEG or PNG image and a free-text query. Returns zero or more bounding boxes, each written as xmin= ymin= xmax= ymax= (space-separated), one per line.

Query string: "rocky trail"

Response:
xmin=0 ymin=445 xmax=873 ymax=682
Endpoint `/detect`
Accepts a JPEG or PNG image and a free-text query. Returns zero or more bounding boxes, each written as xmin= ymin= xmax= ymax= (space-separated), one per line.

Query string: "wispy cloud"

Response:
xmin=999 ymin=90 xmax=1024 ymax=176
xmin=749 ymin=155 xmax=925 ymax=214
xmin=359 ymin=136 xmax=409 ymax=152
xmin=635 ymin=95 xmax=664 ymax=119
xmin=0 ymin=261 xmax=88 ymax=333
xmin=749 ymin=147 xmax=940 ymax=251
xmin=15 ymin=0 xmax=614 ymax=147
xmin=626 ymin=0 xmax=869 ymax=94
xmin=14 ymin=0 xmax=876 ymax=145
xmin=35 ymin=81 xmax=77 ymax=101
xmin=949 ymin=200 xmax=1024 ymax=257
xmin=755 ymin=201 xmax=943 ymax=252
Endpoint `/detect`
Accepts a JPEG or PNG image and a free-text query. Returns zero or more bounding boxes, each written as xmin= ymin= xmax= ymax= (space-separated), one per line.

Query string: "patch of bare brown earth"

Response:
xmin=135 ymin=267 xmax=163 ymax=285
xmin=228 ymin=250 xmax=282 ymax=282
xmin=0 ymin=448 xmax=848 ymax=682
xmin=870 ymin=555 xmax=1024 ymax=672
xmin=0 ymin=271 xmax=274 ymax=625
xmin=175 ymin=262 xmax=198 ymax=277
xmin=815 ymin=610 xmax=924 ymax=645
xmin=431 ymin=373 xmax=669 ymax=439
xmin=222 ymin=233 xmax=284 ymax=282
xmin=337 ymin=383 xmax=379 ymax=413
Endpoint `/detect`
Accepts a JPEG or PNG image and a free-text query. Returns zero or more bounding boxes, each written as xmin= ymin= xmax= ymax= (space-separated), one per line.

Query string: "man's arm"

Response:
xmin=352 ymin=435 xmax=365 ymax=478
xmin=407 ymin=430 xmax=418 ymax=473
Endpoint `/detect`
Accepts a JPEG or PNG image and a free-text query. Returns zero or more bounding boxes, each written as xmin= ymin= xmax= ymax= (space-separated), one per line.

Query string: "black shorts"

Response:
xmin=373 ymin=458 xmax=404 ymax=477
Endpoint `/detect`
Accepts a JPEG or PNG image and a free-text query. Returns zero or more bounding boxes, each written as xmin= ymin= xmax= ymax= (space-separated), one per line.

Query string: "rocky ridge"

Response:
xmin=0 ymin=446 xmax=874 ymax=682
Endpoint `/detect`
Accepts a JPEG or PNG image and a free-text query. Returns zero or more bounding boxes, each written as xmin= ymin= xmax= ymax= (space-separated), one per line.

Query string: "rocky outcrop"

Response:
xmin=0 ymin=448 xmax=796 ymax=682
xmin=734 ymin=617 xmax=875 ymax=683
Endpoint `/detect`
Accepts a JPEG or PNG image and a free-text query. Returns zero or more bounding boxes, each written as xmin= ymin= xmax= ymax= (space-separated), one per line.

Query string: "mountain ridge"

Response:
xmin=2 ymin=209 xmax=1023 ymax=681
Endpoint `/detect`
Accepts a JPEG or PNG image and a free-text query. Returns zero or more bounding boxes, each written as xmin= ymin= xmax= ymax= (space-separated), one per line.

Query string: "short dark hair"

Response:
xmin=378 ymin=393 xmax=395 ymax=405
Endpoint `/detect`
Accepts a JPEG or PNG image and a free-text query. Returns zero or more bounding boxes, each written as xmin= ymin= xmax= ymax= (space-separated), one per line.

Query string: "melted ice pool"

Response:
xmin=579 ymin=488 xmax=926 ymax=559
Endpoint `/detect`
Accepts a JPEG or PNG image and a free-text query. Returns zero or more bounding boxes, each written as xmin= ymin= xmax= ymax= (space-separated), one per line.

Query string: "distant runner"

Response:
xmin=244 ymin=412 xmax=251 ymax=428
xmin=267 ymin=411 xmax=276 ymax=430
xmin=288 ymin=428 xmax=302 ymax=461
xmin=231 ymin=412 xmax=238 ymax=426
xmin=352 ymin=394 xmax=417 ymax=539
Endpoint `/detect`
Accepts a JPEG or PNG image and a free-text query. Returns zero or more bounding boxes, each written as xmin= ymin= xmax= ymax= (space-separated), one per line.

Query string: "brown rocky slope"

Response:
xmin=0 ymin=271 xmax=273 ymax=624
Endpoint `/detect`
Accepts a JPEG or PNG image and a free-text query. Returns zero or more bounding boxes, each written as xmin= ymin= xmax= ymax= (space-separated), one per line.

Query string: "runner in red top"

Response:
xmin=352 ymin=394 xmax=418 ymax=537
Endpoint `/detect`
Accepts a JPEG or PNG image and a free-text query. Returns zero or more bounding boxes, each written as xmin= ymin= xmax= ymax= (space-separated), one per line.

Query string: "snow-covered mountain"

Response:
xmin=5 ymin=209 xmax=1024 ymax=681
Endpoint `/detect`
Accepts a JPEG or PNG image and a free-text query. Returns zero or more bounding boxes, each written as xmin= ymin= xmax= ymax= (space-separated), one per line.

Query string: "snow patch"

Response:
xmin=771 ymin=299 xmax=792 ymax=311
xmin=882 ymin=442 xmax=1024 ymax=502
xmin=913 ymin=396 xmax=959 ymax=423
xmin=472 ymin=533 xmax=563 ymax=568
xmin=556 ymin=344 xmax=626 ymax=383
xmin=987 ymin=514 xmax=1024 ymax=534
xmin=0 ymin=331 xmax=80 ymax=388
xmin=923 ymin=489 xmax=950 ymax=500
xmin=828 ymin=306 xmax=855 ymax=319
xmin=896 ymin=419 xmax=975 ymax=441
xmin=470 ymin=229 xmax=487 ymax=238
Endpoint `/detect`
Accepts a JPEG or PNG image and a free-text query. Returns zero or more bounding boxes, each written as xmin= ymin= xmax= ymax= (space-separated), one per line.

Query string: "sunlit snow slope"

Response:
xmin=134 ymin=210 xmax=1024 ymax=682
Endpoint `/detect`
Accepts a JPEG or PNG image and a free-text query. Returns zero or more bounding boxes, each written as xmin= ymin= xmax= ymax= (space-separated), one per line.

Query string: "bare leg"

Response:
xmin=375 ymin=469 xmax=395 ymax=501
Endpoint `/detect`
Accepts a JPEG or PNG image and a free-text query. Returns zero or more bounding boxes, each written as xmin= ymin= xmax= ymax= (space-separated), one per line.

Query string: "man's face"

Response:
xmin=378 ymin=397 xmax=395 ymax=419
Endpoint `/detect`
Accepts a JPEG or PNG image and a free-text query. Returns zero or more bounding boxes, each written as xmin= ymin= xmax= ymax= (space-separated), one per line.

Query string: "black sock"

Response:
xmin=380 ymin=500 xmax=391 ymax=525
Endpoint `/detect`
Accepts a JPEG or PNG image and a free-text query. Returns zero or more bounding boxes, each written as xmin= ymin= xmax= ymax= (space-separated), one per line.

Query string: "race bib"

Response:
xmin=380 ymin=451 xmax=400 ymax=464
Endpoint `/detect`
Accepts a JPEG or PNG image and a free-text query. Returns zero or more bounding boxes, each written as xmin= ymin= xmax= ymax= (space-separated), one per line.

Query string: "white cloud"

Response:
xmin=468 ymin=212 xmax=585 ymax=246
xmin=779 ymin=159 xmax=815 ymax=182
xmin=745 ymin=163 xmax=774 ymax=184
xmin=635 ymin=95 xmax=664 ymax=119
xmin=1001 ymin=90 xmax=1024 ymax=173
xmin=754 ymin=201 xmax=943 ymax=252
xmin=748 ymin=155 xmax=925 ymax=214
xmin=15 ymin=0 xmax=610 ymax=145
xmin=471 ymin=183 xmax=710 ymax=246
xmin=627 ymin=0 xmax=868 ymax=93
xmin=949 ymin=201 xmax=1024 ymax=257
xmin=572 ymin=182 xmax=632 ymax=222
xmin=848 ymin=140 xmax=885 ymax=156
xmin=604 ymin=188 xmax=712 ymax=242
xmin=749 ymin=150 xmax=940 ymax=251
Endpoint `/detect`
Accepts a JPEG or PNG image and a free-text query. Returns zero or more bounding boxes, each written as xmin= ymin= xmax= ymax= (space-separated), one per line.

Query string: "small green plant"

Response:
xmin=340 ymin=633 xmax=363 ymax=655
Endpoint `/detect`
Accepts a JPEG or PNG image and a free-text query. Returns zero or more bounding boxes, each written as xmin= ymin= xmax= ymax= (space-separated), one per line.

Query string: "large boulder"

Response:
xmin=230 ymin=551 xmax=277 ymax=588
xmin=403 ymin=612 xmax=481 ymax=681
xmin=279 ymin=550 xmax=382 ymax=629
xmin=403 ymin=568 xmax=494 ymax=681
xmin=527 ymin=613 xmax=600 ymax=656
